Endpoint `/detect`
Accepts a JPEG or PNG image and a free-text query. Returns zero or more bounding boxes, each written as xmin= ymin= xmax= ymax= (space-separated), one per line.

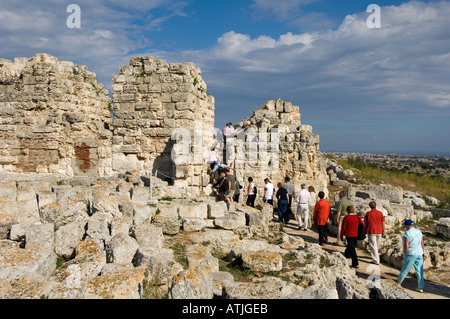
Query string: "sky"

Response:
xmin=1 ymin=0 xmax=449 ymax=156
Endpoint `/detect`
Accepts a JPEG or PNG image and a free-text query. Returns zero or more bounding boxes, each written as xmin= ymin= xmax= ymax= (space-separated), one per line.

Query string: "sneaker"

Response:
xmin=416 ymin=288 xmax=424 ymax=293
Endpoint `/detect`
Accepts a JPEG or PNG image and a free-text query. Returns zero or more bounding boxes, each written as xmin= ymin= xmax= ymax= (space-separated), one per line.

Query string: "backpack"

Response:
xmin=357 ymin=217 xmax=366 ymax=240
xmin=253 ymin=185 xmax=257 ymax=194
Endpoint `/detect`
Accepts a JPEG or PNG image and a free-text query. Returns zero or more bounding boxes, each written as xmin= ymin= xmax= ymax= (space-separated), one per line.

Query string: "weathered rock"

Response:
xmin=132 ymin=221 xmax=165 ymax=249
xmin=213 ymin=212 xmax=246 ymax=230
xmin=135 ymin=247 xmax=183 ymax=287
xmin=0 ymin=240 xmax=57 ymax=284
xmin=225 ymin=276 xmax=302 ymax=299
xmin=241 ymin=251 xmax=283 ymax=273
xmin=54 ymin=214 xmax=89 ymax=258
xmin=170 ymin=267 xmax=214 ymax=299
xmin=189 ymin=229 xmax=241 ymax=258
xmin=48 ymin=239 xmax=106 ymax=299
xmin=182 ymin=218 xmax=207 ymax=232
xmin=81 ymin=265 xmax=149 ymax=299
xmin=186 ymin=244 xmax=219 ymax=272
xmin=153 ymin=215 xmax=181 ymax=235
xmin=25 ymin=223 xmax=54 ymax=252
xmin=106 ymin=233 xmax=139 ymax=265
xmin=207 ymin=201 xmax=228 ymax=219
xmin=211 ymin=271 xmax=235 ymax=298
xmin=436 ymin=218 xmax=450 ymax=239
xmin=228 ymin=239 xmax=285 ymax=261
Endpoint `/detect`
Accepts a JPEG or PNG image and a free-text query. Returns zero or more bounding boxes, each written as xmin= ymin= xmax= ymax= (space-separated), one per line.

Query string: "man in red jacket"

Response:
xmin=340 ymin=206 xmax=364 ymax=268
xmin=364 ymin=201 xmax=385 ymax=265
xmin=313 ymin=191 xmax=332 ymax=246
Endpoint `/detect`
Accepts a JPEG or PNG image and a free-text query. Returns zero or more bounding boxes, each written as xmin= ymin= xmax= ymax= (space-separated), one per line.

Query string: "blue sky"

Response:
xmin=1 ymin=0 xmax=450 ymax=156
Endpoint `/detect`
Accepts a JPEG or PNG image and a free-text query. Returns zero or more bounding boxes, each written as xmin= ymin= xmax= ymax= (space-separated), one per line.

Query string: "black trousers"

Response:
xmin=246 ymin=194 xmax=256 ymax=207
xmin=287 ymin=194 xmax=293 ymax=214
xmin=317 ymin=225 xmax=328 ymax=245
xmin=344 ymin=237 xmax=359 ymax=267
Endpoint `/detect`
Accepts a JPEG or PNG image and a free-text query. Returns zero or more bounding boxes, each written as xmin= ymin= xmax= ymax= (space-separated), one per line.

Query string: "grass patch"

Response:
xmin=338 ymin=157 xmax=450 ymax=209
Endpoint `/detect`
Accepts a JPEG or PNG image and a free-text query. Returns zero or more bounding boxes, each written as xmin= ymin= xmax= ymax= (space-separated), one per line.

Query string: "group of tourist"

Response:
xmin=331 ymin=191 xmax=425 ymax=292
xmin=207 ymin=126 xmax=425 ymax=293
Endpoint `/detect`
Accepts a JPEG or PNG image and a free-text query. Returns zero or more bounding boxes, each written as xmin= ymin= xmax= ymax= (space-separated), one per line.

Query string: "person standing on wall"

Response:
xmin=364 ymin=201 xmax=385 ymax=265
xmin=207 ymin=147 xmax=218 ymax=178
xmin=246 ymin=177 xmax=256 ymax=208
xmin=224 ymin=168 xmax=236 ymax=204
xmin=313 ymin=191 xmax=332 ymax=245
xmin=222 ymin=123 xmax=234 ymax=148
xmin=295 ymin=184 xmax=311 ymax=231
xmin=397 ymin=219 xmax=425 ymax=293
xmin=263 ymin=178 xmax=275 ymax=206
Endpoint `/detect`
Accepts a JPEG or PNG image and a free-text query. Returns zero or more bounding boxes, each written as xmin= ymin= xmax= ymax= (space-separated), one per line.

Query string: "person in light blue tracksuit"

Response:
xmin=397 ymin=219 xmax=425 ymax=292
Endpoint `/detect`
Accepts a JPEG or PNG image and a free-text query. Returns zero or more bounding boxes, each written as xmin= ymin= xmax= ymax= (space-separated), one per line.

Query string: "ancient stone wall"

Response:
xmin=231 ymin=99 xmax=329 ymax=193
xmin=111 ymin=57 xmax=215 ymax=191
xmin=0 ymin=54 xmax=327 ymax=195
xmin=0 ymin=54 xmax=112 ymax=177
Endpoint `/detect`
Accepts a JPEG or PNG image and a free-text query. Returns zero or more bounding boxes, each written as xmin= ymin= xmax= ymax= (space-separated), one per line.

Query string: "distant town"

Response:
xmin=325 ymin=152 xmax=450 ymax=181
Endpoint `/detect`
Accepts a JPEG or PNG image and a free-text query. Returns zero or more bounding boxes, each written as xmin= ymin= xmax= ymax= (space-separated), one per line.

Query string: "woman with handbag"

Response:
xmin=340 ymin=205 xmax=364 ymax=269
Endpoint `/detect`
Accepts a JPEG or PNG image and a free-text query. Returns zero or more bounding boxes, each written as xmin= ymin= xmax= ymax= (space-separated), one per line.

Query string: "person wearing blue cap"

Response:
xmin=397 ymin=219 xmax=425 ymax=293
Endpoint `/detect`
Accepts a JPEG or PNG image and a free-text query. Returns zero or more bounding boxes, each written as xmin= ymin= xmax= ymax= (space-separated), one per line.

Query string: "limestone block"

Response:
xmin=80 ymin=265 xmax=148 ymax=299
xmin=153 ymin=215 xmax=181 ymax=235
xmin=189 ymin=229 xmax=241 ymax=258
xmin=132 ymin=221 xmax=164 ymax=249
xmin=47 ymin=239 xmax=106 ymax=299
xmin=15 ymin=199 xmax=40 ymax=225
xmin=170 ymin=267 xmax=214 ymax=299
xmin=135 ymin=247 xmax=182 ymax=286
xmin=55 ymin=214 xmax=89 ymax=258
xmin=436 ymin=218 xmax=450 ymax=239
xmin=207 ymin=201 xmax=227 ymax=219
xmin=228 ymin=239 xmax=285 ymax=261
xmin=182 ymin=218 xmax=206 ymax=232
xmin=0 ymin=202 xmax=15 ymax=239
xmin=213 ymin=212 xmax=246 ymax=230
xmin=186 ymin=245 xmax=219 ymax=272
xmin=178 ymin=202 xmax=208 ymax=220
xmin=172 ymin=92 xmax=191 ymax=103
xmin=241 ymin=251 xmax=282 ymax=273
xmin=0 ymin=241 xmax=57 ymax=283
xmin=106 ymin=233 xmax=139 ymax=265
xmin=25 ymin=223 xmax=55 ymax=252
xmin=40 ymin=201 xmax=87 ymax=229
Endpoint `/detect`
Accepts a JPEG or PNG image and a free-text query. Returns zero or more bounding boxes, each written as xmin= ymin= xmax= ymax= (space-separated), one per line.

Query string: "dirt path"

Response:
xmin=281 ymin=222 xmax=450 ymax=299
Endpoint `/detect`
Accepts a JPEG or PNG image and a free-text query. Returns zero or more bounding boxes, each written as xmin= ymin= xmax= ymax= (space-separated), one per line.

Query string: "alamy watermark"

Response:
xmin=67 ymin=4 xmax=81 ymax=29
xmin=170 ymin=122 xmax=280 ymax=174
xmin=367 ymin=4 xmax=381 ymax=29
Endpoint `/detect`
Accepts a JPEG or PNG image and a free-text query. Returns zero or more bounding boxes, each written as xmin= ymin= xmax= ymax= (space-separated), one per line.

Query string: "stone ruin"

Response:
xmin=0 ymin=53 xmax=328 ymax=196
xmin=230 ymin=99 xmax=329 ymax=193
xmin=0 ymin=54 xmax=111 ymax=177
xmin=111 ymin=56 xmax=215 ymax=191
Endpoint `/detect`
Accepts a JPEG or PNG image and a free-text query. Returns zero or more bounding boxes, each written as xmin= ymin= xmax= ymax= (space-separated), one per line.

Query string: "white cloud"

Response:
xmin=0 ymin=0 xmax=188 ymax=88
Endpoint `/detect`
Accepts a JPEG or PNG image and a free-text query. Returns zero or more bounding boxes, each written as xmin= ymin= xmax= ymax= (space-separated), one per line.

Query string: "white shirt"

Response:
xmin=223 ymin=126 xmax=234 ymax=137
xmin=295 ymin=189 xmax=311 ymax=205
xmin=248 ymin=182 xmax=255 ymax=195
xmin=309 ymin=192 xmax=317 ymax=206
xmin=264 ymin=183 xmax=274 ymax=200
xmin=208 ymin=151 xmax=218 ymax=162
